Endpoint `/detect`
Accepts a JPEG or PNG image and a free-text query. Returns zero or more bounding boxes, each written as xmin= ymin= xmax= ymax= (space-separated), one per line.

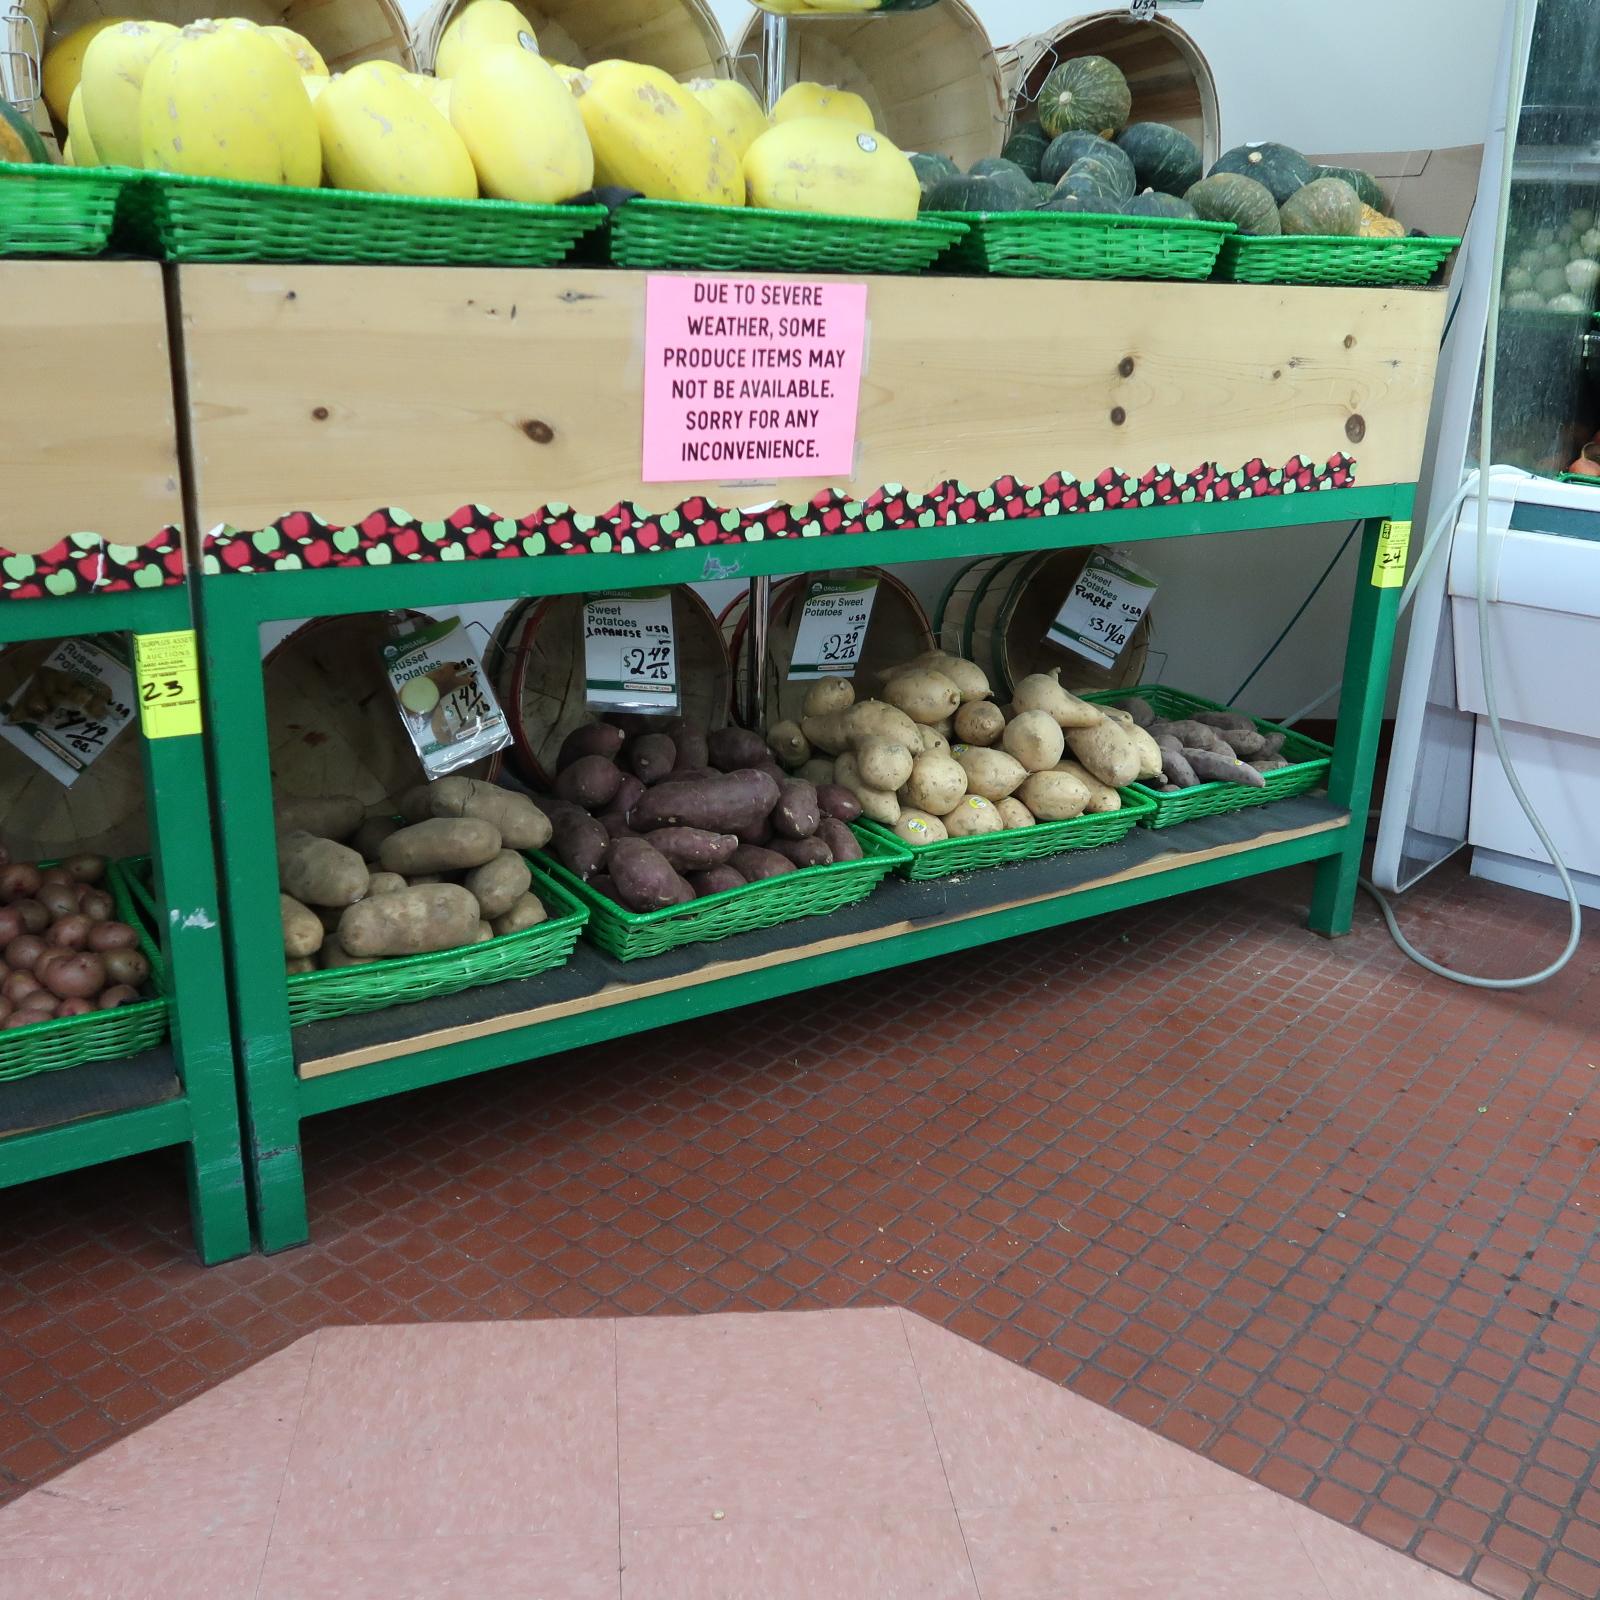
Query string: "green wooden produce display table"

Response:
xmin=173 ymin=264 xmax=1441 ymax=1254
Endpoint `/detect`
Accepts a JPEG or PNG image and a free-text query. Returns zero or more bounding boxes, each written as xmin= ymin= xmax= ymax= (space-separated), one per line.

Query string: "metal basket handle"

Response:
xmin=1 ymin=0 xmax=41 ymax=111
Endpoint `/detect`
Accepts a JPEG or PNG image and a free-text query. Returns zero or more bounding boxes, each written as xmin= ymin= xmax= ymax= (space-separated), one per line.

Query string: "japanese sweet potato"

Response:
xmin=729 ymin=845 xmax=795 ymax=881
xmin=628 ymin=733 xmax=677 ymax=784
xmin=646 ymin=827 xmax=739 ymax=872
xmin=772 ymin=779 xmax=821 ymax=840
xmin=769 ymin=836 xmax=832 ymax=868
xmin=632 ymin=770 xmax=780 ymax=835
xmin=707 ymin=726 xmax=770 ymax=772
xmin=815 ymin=818 xmax=862 ymax=862
xmin=551 ymin=812 xmax=609 ymax=878
xmin=557 ymin=722 xmax=625 ymax=771
xmin=608 ymin=837 xmax=694 ymax=911
xmin=556 ymin=754 xmax=626 ymax=812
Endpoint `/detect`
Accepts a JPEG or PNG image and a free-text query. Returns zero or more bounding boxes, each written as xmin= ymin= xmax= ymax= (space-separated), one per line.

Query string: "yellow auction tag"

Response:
xmin=133 ymin=630 xmax=203 ymax=739
xmin=1371 ymin=519 xmax=1412 ymax=588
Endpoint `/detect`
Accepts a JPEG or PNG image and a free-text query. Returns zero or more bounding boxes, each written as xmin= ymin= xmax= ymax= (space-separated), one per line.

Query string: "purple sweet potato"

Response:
xmin=556 ymin=723 xmax=625 ymax=772
xmin=815 ymin=817 xmax=862 ymax=862
xmin=815 ymin=783 xmax=863 ymax=823
xmin=551 ymin=811 xmax=609 ymax=877
xmin=608 ymin=837 xmax=694 ymax=912
xmin=646 ymin=827 xmax=739 ymax=872
xmin=555 ymin=753 xmax=625 ymax=811
xmin=707 ymin=726 xmax=769 ymax=772
xmin=772 ymin=779 xmax=820 ymax=840
xmin=669 ymin=722 xmax=710 ymax=772
xmin=769 ymin=836 xmax=833 ymax=869
xmin=628 ymin=733 xmax=677 ymax=785
xmin=1185 ymin=748 xmax=1266 ymax=788
xmin=688 ymin=865 xmax=746 ymax=896
xmin=631 ymin=769 xmax=780 ymax=834
xmin=729 ymin=844 xmax=795 ymax=881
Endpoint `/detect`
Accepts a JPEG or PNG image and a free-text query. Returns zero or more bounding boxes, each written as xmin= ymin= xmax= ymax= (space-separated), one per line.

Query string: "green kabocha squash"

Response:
xmin=1068 ymin=151 xmax=1135 ymax=201
xmin=1185 ymin=172 xmax=1281 ymax=235
xmin=1033 ymin=181 xmax=1055 ymax=203
xmin=1035 ymin=55 xmax=1131 ymax=139
xmin=1041 ymin=132 xmax=1134 ymax=194
xmin=1279 ymin=176 xmax=1362 ymax=237
xmin=1122 ymin=188 xmax=1199 ymax=221
xmin=1209 ymin=142 xmax=1312 ymax=205
xmin=1313 ymin=163 xmax=1388 ymax=214
xmin=1047 ymin=161 xmax=1124 ymax=210
xmin=1001 ymin=122 xmax=1051 ymax=181
xmin=0 ymin=99 xmax=52 ymax=166
xmin=1115 ymin=122 xmax=1201 ymax=197
xmin=908 ymin=150 xmax=960 ymax=209
xmin=1038 ymin=190 xmax=1118 ymax=215
xmin=927 ymin=165 xmax=1037 ymax=214
xmin=970 ymin=156 xmax=1031 ymax=182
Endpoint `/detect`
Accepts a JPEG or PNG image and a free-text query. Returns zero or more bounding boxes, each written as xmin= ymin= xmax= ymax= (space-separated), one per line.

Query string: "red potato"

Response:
xmin=98 ymin=984 xmax=138 ymax=1010
xmin=78 ymin=889 xmax=115 ymax=922
xmin=4 ymin=1010 xmax=47 ymax=1029
xmin=13 ymin=899 xmax=48 ymax=933
xmin=47 ymin=913 xmax=92 ymax=950
xmin=37 ymin=882 xmax=78 ymax=919
xmin=38 ymin=866 xmax=73 ymax=887
xmin=55 ymin=998 xmax=94 ymax=1018
xmin=0 ymin=864 xmax=40 ymax=902
xmin=41 ymin=952 xmax=106 ymax=999
xmin=4 ymin=935 xmax=44 ymax=971
xmin=87 ymin=921 xmax=139 ymax=953
xmin=0 ymin=907 xmax=24 ymax=945
xmin=102 ymin=949 xmax=150 ymax=989
xmin=1 ymin=971 xmax=40 ymax=1004
xmin=0 ymin=996 xmax=12 ymax=1024
xmin=63 ymin=853 xmax=106 ymax=884
xmin=32 ymin=949 xmax=67 ymax=981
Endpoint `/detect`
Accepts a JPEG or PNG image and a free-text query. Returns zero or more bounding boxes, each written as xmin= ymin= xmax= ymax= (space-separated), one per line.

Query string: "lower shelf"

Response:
xmin=294 ymin=797 xmax=1350 ymax=1112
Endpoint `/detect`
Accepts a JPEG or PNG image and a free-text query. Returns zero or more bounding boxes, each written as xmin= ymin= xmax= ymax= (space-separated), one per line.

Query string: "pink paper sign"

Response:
xmin=641 ymin=274 xmax=868 ymax=484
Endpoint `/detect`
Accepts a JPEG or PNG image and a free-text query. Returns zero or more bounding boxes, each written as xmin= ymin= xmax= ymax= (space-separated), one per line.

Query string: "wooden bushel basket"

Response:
xmin=265 ymin=612 xmax=491 ymax=817
xmin=17 ymin=0 xmax=414 ymax=145
xmin=0 ymin=637 xmax=147 ymax=863
xmin=998 ymin=9 xmax=1220 ymax=168
xmin=935 ymin=549 xmax=1150 ymax=699
xmin=735 ymin=0 xmax=1004 ymax=169
xmin=488 ymin=588 xmax=733 ymax=790
xmin=413 ymin=0 xmax=728 ymax=79
xmin=720 ymin=568 xmax=934 ymax=730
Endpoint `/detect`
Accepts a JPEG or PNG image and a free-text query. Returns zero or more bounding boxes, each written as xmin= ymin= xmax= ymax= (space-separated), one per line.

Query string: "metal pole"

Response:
xmin=744 ymin=10 xmax=789 ymax=728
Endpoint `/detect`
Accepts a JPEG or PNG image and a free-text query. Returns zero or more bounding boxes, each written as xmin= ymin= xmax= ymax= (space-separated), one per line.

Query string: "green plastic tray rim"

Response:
xmin=284 ymin=862 xmax=589 ymax=1026
xmin=1216 ymin=233 xmax=1461 ymax=286
xmin=860 ymin=785 xmax=1159 ymax=880
xmin=539 ymin=823 xmax=910 ymax=961
xmin=927 ymin=208 xmax=1234 ymax=282
xmin=0 ymin=160 xmax=129 ymax=258
xmin=1084 ymin=685 xmax=1333 ymax=830
xmin=0 ymin=856 xmax=170 ymax=1084
xmin=608 ymin=198 xmax=967 ymax=275
xmin=116 ymin=170 xmax=607 ymax=266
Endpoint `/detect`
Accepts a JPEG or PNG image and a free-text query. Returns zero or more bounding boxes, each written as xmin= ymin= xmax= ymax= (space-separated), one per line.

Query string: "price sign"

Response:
xmin=133 ymin=631 xmax=203 ymax=740
xmin=0 ymin=637 xmax=139 ymax=785
xmin=787 ymin=578 xmax=879 ymax=680
xmin=1371 ymin=519 xmax=1412 ymax=588
xmin=584 ymin=590 xmax=679 ymax=711
xmin=1046 ymin=548 xmax=1158 ymax=670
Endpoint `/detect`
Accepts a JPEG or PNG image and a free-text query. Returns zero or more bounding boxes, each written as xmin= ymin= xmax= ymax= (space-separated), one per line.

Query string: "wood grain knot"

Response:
xmin=1344 ymin=334 xmax=1357 ymax=349
xmin=1109 ymin=407 xmax=1127 ymax=426
xmin=522 ymin=420 xmax=555 ymax=444
xmin=311 ymin=406 xmax=329 ymax=421
xmin=1117 ymin=357 xmax=1135 ymax=377
xmin=1345 ymin=414 xmax=1366 ymax=442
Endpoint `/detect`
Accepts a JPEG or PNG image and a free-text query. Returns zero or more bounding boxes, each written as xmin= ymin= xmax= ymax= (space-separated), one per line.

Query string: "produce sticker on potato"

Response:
xmin=381 ymin=614 xmax=510 ymax=779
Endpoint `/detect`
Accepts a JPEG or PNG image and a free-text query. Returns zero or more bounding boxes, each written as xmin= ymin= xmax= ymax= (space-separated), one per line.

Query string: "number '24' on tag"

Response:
xmin=1047 ymin=548 xmax=1157 ymax=670
xmin=585 ymin=590 xmax=679 ymax=711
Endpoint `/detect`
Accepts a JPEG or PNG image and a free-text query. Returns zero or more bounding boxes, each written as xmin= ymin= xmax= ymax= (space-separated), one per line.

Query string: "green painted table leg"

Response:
xmin=1309 ymin=512 xmax=1409 ymax=937
xmin=139 ymin=709 xmax=252 ymax=1264
xmin=198 ymin=580 xmax=309 ymax=1252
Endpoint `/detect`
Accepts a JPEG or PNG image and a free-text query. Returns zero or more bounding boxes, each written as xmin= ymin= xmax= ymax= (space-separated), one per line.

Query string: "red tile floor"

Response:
xmin=1 ymin=857 xmax=1597 ymax=1599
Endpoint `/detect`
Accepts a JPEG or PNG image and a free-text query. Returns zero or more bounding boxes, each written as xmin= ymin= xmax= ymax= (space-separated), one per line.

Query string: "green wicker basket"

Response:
xmin=0 ymin=161 xmax=129 ymax=257
xmin=0 ymin=858 xmax=170 ymax=1084
xmin=929 ymin=209 xmax=1233 ymax=281
xmin=860 ymin=786 xmax=1158 ymax=881
xmin=539 ymin=823 xmax=908 ymax=962
xmin=608 ymin=199 xmax=966 ymax=275
xmin=115 ymin=171 xmax=606 ymax=265
xmin=284 ymin=864 xmax=587 ymax=1025
xmin=1216 ymin=233 xmax=1460 ymax=287
xmin=1084 ymin=685 xmax=1332 ymax=830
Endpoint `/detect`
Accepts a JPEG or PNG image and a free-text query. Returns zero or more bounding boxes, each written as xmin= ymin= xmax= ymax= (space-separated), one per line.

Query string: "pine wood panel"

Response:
xmin=177 ymin=265 xmax=1445 ymax=535
xmin=0 ymin=262 xmax=183 ymax=555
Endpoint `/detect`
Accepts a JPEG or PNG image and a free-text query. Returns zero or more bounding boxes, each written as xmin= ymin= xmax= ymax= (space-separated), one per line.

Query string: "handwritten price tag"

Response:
xmin=787 ymin=579 xmax=878 ymax=680
xmin=1046 ymin=549 xmax=1157 ymax=670
xmin=1371 ymin=519 xmax=1412 ymax=588
xmin=133 ymin=630 xmax=203 ymax=740
xmin=585 ymin=590 xmax=679 ymax=711
xmin=0 ymin=637 xmax=138 ymax=784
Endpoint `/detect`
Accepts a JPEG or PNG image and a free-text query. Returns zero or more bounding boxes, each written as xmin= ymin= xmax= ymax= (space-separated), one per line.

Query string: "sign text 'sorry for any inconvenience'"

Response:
xmin=641 ymin=275 xmax=869 ymax=485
